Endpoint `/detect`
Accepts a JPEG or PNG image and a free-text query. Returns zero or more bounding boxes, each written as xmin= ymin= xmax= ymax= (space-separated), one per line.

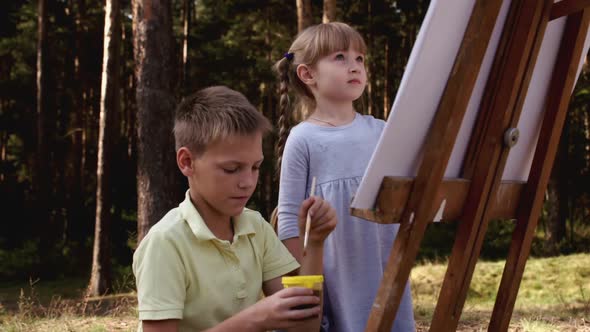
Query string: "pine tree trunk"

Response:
xmin=548 ymin=120 xmax=569 ymax=250
xmin=36 ymin=0 xmax=49 ymax=203
xmin=556 ymin=120 xmax=569 ymax=243
xmin=35 ymin=0 xmax=55 ymax=273
xmin=383 ymin=40 xmax=390 ymax=119
xmin=133 ymin=0 xmax=180 ymax=242
xmin=180 ymin=0 xmax=191 ymax=93
xmin=366 ymin=1 xmax=373 ymax=116
xmin=260 ymin=8 xmax=276 ymax=220
xmin=121 ymin=20 xmax=136 ymax=159
xmin=0 ymin=130 xmax=6 ymax=182
xmin=296 ymin=0 xmax=312 ymax=32
xmin=322 ymin=0 xmax=336 ymax=23
xmin=87 ymin=0 xmax=121 ymax=296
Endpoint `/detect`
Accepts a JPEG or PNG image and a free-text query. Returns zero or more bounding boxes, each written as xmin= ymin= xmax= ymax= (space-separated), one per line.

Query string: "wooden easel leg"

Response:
xmin=363 ymin=1 xmax=504 ymax=331
xmin=365 ymin=217 xmax=428 ymax=332
xmin=430 ymin=1 xmax=552 ymax=331
xmin=490 ymin=10 xmax=590 ymax=331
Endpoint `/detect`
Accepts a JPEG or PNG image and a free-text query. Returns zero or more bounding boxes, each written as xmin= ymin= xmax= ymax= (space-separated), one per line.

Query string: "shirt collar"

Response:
xmin=179 ymin=190 xmax=256 ymax=241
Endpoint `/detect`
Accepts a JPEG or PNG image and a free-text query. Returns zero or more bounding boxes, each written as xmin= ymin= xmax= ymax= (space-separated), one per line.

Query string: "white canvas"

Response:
xmin=351 ymin=0 xmax=590 ymax=210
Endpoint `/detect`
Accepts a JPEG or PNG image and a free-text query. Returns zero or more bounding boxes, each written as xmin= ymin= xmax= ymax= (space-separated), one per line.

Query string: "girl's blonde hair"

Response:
xmin=273 ymin=22 xmax=367 ymax=175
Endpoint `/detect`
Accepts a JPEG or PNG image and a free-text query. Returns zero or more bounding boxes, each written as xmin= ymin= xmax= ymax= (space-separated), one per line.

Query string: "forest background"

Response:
xmin=1 ymin=0 xmax=589 ymax=301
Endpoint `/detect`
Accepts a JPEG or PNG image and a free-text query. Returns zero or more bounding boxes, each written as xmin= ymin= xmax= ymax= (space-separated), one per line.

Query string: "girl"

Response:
xmin=274 ymin=22 xmax=415 ymax=332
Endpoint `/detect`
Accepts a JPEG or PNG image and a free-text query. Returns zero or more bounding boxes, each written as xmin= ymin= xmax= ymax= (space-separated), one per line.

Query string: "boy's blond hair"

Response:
xmin=174 ymin=86 xmax=272 ymax=155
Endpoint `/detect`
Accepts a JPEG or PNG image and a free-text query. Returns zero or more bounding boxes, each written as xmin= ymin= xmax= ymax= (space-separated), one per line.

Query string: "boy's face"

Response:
xmin=183 ymin=132 xmax=263 ymax=222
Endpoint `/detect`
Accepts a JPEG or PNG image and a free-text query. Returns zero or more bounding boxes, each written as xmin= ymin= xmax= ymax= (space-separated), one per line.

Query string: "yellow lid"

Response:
xmin=282 ymin=275 xmax=324 ymax=289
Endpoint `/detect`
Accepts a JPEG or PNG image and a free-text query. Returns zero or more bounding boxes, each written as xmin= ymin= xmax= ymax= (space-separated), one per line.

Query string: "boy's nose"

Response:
xmin=238 ymin=174 xmax=257 ymax=189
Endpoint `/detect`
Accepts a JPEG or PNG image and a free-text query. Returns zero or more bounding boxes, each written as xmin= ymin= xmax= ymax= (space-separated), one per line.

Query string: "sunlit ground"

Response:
xmin=1 ymin=254 xmax=588 ymax=331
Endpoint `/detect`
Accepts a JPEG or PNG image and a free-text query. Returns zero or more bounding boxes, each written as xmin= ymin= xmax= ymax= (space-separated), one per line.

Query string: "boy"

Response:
xmin=133 ymin=86 xmax=336 ymax=332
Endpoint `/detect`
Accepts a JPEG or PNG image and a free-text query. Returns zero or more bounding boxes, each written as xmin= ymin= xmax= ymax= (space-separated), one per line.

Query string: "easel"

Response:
xmin=350 ymin=0 xmax=590 ymax=331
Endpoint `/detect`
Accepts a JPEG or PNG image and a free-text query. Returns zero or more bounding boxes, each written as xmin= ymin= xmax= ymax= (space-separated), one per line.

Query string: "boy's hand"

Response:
xmin=248 ymin=287 xmax=320 ymax=330
xmin=298 ymin=196 xmax=337 ymax=245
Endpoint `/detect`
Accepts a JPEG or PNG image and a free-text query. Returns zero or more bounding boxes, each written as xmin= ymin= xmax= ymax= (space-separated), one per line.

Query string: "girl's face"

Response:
xmin=310 ymin=47 xmax=367 ymax=104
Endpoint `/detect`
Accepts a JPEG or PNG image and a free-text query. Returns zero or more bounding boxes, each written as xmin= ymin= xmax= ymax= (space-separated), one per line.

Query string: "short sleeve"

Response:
xmin=132 ymin=230 xmax=187 ymax=321
xmin=259 ymin=218 xmax=300 ymax=281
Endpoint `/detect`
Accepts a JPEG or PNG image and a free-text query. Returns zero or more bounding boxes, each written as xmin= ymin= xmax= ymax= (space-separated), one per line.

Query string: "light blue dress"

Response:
xmin=277 ymin=113 xmax=415 ymax=332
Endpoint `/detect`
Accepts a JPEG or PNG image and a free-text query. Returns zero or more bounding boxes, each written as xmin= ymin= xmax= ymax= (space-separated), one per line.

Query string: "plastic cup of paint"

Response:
xmin=281 ymin=275 xmax=323 ymax=310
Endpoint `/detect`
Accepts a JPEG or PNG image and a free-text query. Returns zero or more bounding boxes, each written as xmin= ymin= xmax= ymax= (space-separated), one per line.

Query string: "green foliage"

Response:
xmin=417 ymin=222 xmax=457 ymax=262
xmin=111 ymin=264 xmax=135 ymax=294
xmin=0 ymin=241 xmax=39 ymax=280
xmin=187 ymin=0 xmax=296 ymax=98
xmin=481 ymin=219 xmax=517 ymax=260
xmin=418 ymin=219 xmax=516 ymax=262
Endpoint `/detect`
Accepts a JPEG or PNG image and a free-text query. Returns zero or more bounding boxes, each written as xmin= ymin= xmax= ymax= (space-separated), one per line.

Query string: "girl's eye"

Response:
xmin=356 ymin=56 xmax=364 ymax=63
xmin=335 ymin=54 xmax=345 ymax=61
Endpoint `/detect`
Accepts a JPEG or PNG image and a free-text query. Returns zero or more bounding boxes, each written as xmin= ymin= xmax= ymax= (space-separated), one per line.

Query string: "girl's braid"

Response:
xmin=275 ymin=57 xmax=292 ymax=179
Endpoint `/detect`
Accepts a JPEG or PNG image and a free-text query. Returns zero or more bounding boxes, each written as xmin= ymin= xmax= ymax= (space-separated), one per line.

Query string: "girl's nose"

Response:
xmin=350 ymin=63 xmax=361 ymax=73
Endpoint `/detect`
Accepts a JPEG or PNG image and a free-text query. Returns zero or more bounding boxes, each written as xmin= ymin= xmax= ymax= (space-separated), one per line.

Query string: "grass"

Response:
xmin=411 ymin=253 xmax=590 ymax=310
xmin=0 ymin=277 xmax=137 ymax=332
xmin=411 ymin=253 xmax=590 ymax=331
xmin=1 ymin=253 xmax=589 ymax=331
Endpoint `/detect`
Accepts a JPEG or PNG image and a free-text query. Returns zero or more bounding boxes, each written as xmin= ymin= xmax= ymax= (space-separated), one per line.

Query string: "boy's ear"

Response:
xmin=296 ymin=64 xmax=316 ymax=86
xmin=177 ymin=147 xmax=194 ymax=176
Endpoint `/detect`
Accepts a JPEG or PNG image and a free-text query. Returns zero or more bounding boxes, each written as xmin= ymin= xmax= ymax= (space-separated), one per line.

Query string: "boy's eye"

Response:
xmin=222 ymin=167 xmax=239 ymax=174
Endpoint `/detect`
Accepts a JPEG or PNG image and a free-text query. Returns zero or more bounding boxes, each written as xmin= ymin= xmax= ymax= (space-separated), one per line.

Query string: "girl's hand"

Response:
xmin=298 ymin=196 xmax=337 ymax=245
xmin=248 ymin=287 xmax=320 ymax=330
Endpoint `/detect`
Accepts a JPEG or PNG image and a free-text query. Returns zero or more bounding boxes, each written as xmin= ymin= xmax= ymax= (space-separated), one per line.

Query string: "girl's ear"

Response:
xmin=296 ymin=64 xmax=316 ymax=86
xmin=177 ymin=147 xmax=195 ymax=176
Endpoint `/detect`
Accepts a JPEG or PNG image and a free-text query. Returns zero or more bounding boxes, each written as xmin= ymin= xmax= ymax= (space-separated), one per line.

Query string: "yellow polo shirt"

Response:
xmin=133 ymin=191 xmax=300 ymax=331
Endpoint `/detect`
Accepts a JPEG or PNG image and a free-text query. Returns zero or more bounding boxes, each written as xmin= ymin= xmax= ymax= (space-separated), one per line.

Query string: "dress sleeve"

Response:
xmin=132 ymin=231 xmax=187 ymax=321
xmin=277 ymin=133 xmax=309 ymax=241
